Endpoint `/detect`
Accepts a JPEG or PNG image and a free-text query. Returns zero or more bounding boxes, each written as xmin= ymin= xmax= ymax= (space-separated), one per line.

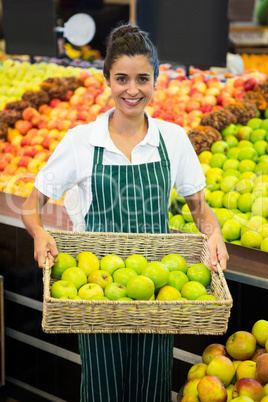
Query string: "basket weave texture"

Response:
xmin=42 ymin=230 xmax=233 ymax=335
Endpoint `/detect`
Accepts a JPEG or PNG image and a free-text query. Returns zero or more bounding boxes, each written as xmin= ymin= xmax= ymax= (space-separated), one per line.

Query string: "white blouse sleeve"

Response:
xmin=35 ymin=131 xmax=80 ymax=200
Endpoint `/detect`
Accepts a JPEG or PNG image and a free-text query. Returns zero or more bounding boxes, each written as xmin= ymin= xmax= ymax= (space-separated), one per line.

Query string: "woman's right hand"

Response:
xmin=33 ymin=227 xmax=59 ymax=268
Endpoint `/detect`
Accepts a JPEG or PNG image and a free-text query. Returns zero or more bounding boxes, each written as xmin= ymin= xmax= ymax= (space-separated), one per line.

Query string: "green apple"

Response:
xmin=167 ymin=270 xmax=189 ymax=291
xmin=247 ymin=117 xmax=263 ymax=130
xmin=241 ymin=230 xmax=263 ymax=249
xmin=142 ymin=261 xmax=170 ymax=289
xmin=238 ymin=147 xmax=258 ymax=162
xmin=235 ymin=178 xmax=255 ymax=194
xmin=253 ymin=140 xmax=268 ymax=156
xmin=223 ymin=191 xmax=240 ymax=209
xmin=61 ymin=267 xmax=87 ymax=290
xmin=261 ymin=117 xmax=268 ymax=130
xmin=181 ymin=203 xmax=194 ymax=222
xmin=182 ymin=222 xmax=200 ymax=234
xmin=259 ymin=155 xmax=268 ymax=164
xmin=250 ymin=128 xmax=267 ymax=143
xmin=222 ymin=219 xmax=242 ymax=241
xmin=104 ymin=282 xmax=128 ymax=300
xmin=181 ymin=281 xmax=207 ymax=300
xmin=203 ymin=187 xmax=212 ymax=205
xmin=252 ymin=183 xmax=268 ymax=198
xmin=51 ymin=253 xmax=77 ymax=280
xmin=87 ymin=270 xmax=113 ymax=289
xmin=215 ymin=208 xmax=233 ymax=228
xmin=238 ymin=193 xmax=256 ymax=213
xmin=252 ymin=197 xmax=268 ymax=218
xmin=209 ymin=153 xmax=228 ymax=168
xmin=206 ymin=175 xmax=222 ymax=192
xmin=100 ymin=254 xmax=125 ymax=275
xmin=210 ymin=190 xmax=225 ymax=208
xmin=169 ymin=214 xmax=185 ymax=231
xmin=255 ymin=162 xmax=268 ymax=176
xmin=222 ymin=168 xmax=241 ymax=179
xmin=124 ymin=254 xmax=148 ymax=274
xmin=78 ymin=283 xmax=104 ymax=300
xmin=126 ymin=275 xmax=155 ymax=300
xmin=161 ymin=253 xmax=188 ymax=273
xmin=187 ymin=263 xmax=211 ymax=287
xmin=51 ymin=280 xmax=77 ymax=299
xmin=225 ymin=135 xmax=239 ymax=148
xmin=211 ymin=140 xmax=229 ymax=154
xmin=222 ymin=158 xmax=239 ymax=171
xmin=238 ymin=140 xmax=254 ymax=149
xmin=221 ymin=123 xmax=238 ymax=138
xmin=227 ymin=146 xmax=241 ymax=159
xmin=238 ymin=159 xmax=256 ymax=174
xmin=112 ymin=268 xmax=137 ymax=287
xmin=220 ymin=176 xmax=239 ymax=193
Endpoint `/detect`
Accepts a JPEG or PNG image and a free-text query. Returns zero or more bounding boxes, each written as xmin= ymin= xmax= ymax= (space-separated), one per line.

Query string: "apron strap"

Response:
xmin=93 ymin=146 xmax=104 ymax=165
xmin=158 ymin=131 xmax=169 ymax=161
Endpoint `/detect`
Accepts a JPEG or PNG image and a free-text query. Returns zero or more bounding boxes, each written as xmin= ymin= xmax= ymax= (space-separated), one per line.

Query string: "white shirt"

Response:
xmin=35 ymin=109 xmax=205 ymax=229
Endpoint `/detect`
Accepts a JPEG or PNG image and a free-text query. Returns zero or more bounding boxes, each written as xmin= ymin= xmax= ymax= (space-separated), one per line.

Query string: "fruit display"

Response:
xmin=179 ymin=319 xmax=268 ymax=402
xmin=169 ymin=117 xmax=268 ymax=251
xmin=1 ymin=58 xmax=268 ymax=251
xmin=50 ymin=251 xmax=214 ymax=302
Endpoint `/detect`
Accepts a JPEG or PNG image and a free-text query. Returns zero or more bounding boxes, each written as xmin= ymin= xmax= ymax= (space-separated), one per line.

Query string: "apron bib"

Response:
xmin=79 ymin=133 xmax=174 ymax=402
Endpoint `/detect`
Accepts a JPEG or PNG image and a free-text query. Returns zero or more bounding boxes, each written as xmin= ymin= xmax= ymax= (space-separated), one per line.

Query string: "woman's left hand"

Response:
xmin=207 ymin=229 xmax=229 ymax=272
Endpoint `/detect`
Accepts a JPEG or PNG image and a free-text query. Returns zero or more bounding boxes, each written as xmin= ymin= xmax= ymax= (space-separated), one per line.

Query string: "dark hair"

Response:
xmin=103 ymin=23 xmax=159 ymax=81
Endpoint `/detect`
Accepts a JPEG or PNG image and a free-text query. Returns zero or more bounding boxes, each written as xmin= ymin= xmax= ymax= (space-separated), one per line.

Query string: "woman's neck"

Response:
xmin=108 ymin=111 xmax=148 ymax=162
xmin=109 ymin=110 xmax=148 ymax=137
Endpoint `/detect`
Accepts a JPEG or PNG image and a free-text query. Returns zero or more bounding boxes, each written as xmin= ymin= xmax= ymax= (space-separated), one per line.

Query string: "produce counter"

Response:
xmin=0 ymin=192 xmax=267 ymax=401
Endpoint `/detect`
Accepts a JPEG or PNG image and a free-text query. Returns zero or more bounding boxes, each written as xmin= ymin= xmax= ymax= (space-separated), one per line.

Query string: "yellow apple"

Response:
xmin=251 ymin=319 xmax=268 ymax=347
xmin=187 ymin=363 xmax=207 ymax=381
xmin=226 ymin=331 xmax=257 ymax=360
xmin=206 ymin=355 xmax=235 ymax=387
xmin=183 ymin=378 xmax=200 ymax=397
xmin=236 ymin=360 xmax=256 ymax=381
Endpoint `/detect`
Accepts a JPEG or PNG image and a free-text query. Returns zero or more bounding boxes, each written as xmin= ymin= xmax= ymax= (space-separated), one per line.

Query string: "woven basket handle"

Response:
xmin=216 ymin=263 xmax=225 ymax=279
xmin=43 ymin=257 xmax=52 ymax=301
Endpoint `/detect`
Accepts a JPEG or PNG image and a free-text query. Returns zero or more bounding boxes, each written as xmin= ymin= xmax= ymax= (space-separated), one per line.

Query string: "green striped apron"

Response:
xmin=79 ymin=132 xmax=174 ymax=402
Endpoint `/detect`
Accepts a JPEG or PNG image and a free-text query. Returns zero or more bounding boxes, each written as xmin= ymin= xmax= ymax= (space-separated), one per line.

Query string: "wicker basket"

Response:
xmin=42 ymin=230 xmax=233 ymax=335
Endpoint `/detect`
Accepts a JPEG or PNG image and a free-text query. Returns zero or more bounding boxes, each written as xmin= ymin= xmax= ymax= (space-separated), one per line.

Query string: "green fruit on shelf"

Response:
xmin=211 ymin=140 xmax=229 ymax=154
xmin=209 ymin=153 xmax=227 ymax=168
xmin=221 ymin=124 xmax=238 ymax=138
xmin=241 ymin=230 xmax=263 ymax=249
xmin=222 ymin=219 xmax=242 ymax=241
xmin=247 ymin=117 xmax=263 ymax=130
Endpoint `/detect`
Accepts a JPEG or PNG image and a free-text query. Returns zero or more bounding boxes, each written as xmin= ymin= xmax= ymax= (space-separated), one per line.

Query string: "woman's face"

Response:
xmin=107 ymin=55 xmax=155 ymax=118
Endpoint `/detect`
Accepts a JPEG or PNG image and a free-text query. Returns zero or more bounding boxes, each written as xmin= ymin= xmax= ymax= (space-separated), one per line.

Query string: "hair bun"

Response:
xmin=110 ymin=24 xmax=142 ymax=42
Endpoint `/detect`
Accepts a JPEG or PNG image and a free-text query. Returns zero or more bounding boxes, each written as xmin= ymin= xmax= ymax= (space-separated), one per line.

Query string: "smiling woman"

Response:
xmin=21 ymin=22 xmax=228 ymax=402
